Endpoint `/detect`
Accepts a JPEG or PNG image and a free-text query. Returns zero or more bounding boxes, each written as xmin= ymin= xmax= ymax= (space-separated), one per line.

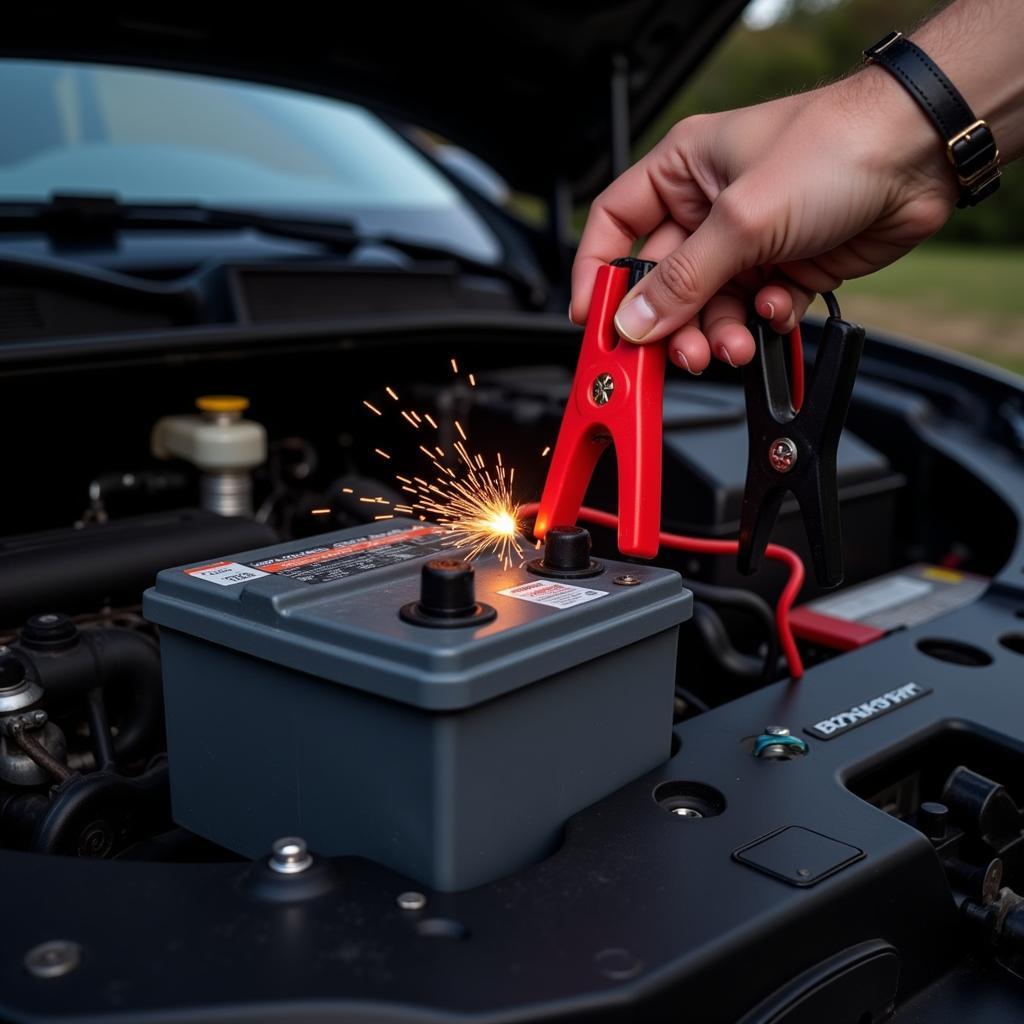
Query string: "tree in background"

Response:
xmin=643 ymin=0 xmax=1022 ymax=243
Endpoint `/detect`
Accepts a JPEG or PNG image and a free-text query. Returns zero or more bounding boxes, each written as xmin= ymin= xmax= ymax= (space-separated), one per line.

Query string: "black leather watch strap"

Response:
xmin=863 ymin=31 xmax=1001 ymax=208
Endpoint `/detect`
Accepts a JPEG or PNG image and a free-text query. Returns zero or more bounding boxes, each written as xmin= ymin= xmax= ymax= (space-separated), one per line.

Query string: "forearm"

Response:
xmin=821 ymin=0 xmax=1023 ymax=214
xmin=911 ymin=0 xmax=1024 ymax=163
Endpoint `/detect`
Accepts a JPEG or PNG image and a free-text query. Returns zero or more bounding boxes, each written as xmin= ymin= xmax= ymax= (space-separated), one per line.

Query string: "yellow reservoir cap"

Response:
xmin=196 ymin=395 xmax=250 ymax=413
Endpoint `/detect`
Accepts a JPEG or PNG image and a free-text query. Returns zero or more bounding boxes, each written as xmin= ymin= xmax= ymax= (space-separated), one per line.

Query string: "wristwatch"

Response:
xmin=863 ymin=31 xmax=1001 ymax=208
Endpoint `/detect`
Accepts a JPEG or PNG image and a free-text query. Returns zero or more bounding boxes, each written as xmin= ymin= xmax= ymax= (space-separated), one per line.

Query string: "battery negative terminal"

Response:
xmin=399 ymin=559 xmax=497 ymax=628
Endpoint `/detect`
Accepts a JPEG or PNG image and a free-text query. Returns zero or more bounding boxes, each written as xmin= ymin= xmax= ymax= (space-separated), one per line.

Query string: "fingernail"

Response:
xmin=760 ymin=302 xmax=775 ymax=320
xmin=716 ymin=344 xmax=736 ymax=368
xmin=674 ymin=350 xmax=702 ymax=375
xmin=614 ymin=294 xmax=658 ymax=342
xmin=568 ymin=302 xmax=578 ymax=326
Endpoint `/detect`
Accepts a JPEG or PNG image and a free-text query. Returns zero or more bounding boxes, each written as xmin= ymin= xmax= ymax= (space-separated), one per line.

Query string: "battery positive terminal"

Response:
xmin=528 ymin=525 xmax=604 ymax=579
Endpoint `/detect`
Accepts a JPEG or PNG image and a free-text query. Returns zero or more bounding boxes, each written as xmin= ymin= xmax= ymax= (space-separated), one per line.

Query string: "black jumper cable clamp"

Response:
xmin=737 ymin=292 xmax=866 ymax=589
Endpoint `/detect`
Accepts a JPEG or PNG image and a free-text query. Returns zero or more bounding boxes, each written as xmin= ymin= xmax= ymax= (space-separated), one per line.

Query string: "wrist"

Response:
xmin=828 ymin=67 xmax=960 ymax=203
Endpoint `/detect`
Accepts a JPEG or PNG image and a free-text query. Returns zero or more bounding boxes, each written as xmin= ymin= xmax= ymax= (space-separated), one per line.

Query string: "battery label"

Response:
xmin=812 ymin=576 xmax=933 ymax=622
xmin=498 ymin=580 xmax=608 ymax=609
xmin=185 ymin=561 xmax=271 ymax=587
xmin=245 ymin=526 xmax=453 ymax=584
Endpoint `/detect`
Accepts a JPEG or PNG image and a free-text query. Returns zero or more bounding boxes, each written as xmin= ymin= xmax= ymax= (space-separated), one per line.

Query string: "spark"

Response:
xmin=312 ymin=508 xmax=332 ymax=515
xmin=355 ymin=357 xmax=527 ymax=569
xmin=413 ymin=465 xmax=525 ymax=569
xmin=341 ymin=487 xmax=354 ymax=494
xmin=541 ymin=446 xmax=551 ymax=457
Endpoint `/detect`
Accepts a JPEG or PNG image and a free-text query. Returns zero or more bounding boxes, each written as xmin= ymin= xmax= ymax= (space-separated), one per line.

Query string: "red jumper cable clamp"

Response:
xmin=535 ymin=257 xmax=664 ymax=558
xmin=737 ymin=292 xmax=865 ymax=589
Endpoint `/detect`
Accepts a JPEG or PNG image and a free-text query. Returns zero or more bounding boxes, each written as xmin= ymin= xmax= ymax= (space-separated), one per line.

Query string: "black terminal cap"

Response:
xmin=528 ymin=525 xmax=603 ymax=579
xmin=400 ymin=559 xmax=496 ymax=629
xmin=20 ymin=612 xmax=78 ymax=650
xmin=0 ymin=650 xmax=27 ymax=689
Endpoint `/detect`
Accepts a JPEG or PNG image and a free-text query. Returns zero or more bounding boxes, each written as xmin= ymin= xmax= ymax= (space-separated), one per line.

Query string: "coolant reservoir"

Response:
xmin=151 ymin=396 xmax=267 ymax=517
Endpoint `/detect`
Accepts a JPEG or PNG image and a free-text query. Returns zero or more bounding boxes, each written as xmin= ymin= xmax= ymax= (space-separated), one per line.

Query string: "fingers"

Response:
xmin=754 ymin=280 xmax=815 ymax=333
xmin=667 ymin=319 xmax=712 ymax=375
xmin=570 ymin=156 xmax=671 ymax=325
xmin=611 ymin=191 xmax=752 ymax=346
xmin=701 ymin=290 xmax=756 ymax=367
xmin=637 ymin=219 xmax=689 ymax=263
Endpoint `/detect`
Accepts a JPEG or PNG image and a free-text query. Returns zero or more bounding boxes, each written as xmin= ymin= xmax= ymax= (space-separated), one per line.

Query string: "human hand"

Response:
xmin=569 ymin=69 xmax=959 ymax=372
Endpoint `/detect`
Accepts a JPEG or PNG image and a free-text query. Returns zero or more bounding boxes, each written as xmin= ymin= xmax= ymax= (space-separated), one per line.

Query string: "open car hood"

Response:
xmin=2 ymin=4 xmax=748 ymax=199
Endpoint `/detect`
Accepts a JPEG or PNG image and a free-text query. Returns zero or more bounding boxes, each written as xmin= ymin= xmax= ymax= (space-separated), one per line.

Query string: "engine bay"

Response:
xmin=2 ymin=312 xmax=1024 ymax=1022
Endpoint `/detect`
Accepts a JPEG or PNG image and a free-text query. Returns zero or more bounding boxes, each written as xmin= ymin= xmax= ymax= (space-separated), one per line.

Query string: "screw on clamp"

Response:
xmin=768 ymin=437 xmax=798 ymax=473
xmin=591 ymin=373 xmax=615 ymax=405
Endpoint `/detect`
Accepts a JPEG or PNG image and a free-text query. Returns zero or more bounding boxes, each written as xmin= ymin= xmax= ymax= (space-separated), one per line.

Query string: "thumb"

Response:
xmin=613 ymin=193 xmax=757 ymax=344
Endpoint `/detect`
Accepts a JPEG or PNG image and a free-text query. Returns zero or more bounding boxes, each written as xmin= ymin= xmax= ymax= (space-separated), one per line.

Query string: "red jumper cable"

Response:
xmin=529 ymin=257 xmax=809 ymax=679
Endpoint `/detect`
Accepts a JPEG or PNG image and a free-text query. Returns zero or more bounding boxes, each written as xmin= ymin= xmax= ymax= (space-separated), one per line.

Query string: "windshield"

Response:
xmin=0 ymin=59 xmax=501 ymax=261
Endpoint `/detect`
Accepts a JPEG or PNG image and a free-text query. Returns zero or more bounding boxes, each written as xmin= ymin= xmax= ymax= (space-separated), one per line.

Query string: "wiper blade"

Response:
xmin=0 ymin=194 xmax=358 ymax=244
xmin=0 ymin=195 xmax=545 ymax=305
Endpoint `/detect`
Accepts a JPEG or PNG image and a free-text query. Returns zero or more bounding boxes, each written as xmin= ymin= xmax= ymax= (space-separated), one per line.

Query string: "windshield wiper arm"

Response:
xmin=0 ymin=195 xmax=546 ymax=305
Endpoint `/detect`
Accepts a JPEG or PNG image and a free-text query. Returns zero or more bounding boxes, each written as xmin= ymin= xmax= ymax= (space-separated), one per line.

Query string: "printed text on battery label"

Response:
xmin=185 ymin=562 xmax=271 ymax=587
xmin=498 ymin=581 xmax=608 ymax=609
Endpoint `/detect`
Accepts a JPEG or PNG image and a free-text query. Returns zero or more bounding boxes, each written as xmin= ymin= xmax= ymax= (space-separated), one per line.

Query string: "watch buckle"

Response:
xmin=947 ymin=119 xmax=1001 ymax=189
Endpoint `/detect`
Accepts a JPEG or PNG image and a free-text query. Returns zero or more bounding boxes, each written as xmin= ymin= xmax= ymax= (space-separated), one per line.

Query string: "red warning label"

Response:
xmin=246 ymin=526 xmax=451 ymax=584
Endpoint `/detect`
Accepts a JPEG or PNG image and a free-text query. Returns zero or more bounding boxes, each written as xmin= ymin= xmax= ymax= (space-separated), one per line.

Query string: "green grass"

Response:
xmin=836 ymin=243 xmax=1024 ymax=375
xmin=841 ymin=243 xmax=1024 ymax=316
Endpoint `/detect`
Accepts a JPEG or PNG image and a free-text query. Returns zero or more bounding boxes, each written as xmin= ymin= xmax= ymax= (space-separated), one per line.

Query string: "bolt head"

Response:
xmin=397 ymin=890 xmax=427 ymax=911
xmin=269 ymin=836 xmax=313 ymax=875
xmin=764 ymin=725 xmax=790 ymax=736
xmin=614 ymin=574 xmax=642 ymax=586
xmin=24 ymin=940 xmax=81 ymax=978
xmin=768 ymin=437 xmax=798 ymax=473
xmin=591 ymin=373 xmax=615 ymax=406
xmin=671 ymin=806 xmax=703 ymax=818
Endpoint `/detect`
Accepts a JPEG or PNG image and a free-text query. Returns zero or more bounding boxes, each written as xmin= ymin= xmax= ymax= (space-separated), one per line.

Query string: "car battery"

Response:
xmin=143 ymin=519 xmax=690 ymax=891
